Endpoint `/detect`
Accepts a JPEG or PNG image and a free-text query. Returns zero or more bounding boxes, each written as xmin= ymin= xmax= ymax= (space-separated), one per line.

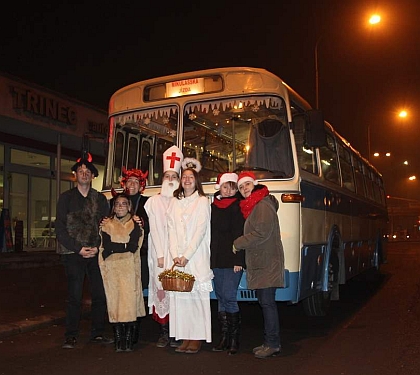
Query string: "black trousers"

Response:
xmin=61 ymin=253 xmax=107 ymax=338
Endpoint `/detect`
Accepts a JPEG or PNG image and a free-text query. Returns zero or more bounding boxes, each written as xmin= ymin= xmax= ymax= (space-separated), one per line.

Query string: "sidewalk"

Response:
xmin=0 ymin=251 xmax=90 ymax=339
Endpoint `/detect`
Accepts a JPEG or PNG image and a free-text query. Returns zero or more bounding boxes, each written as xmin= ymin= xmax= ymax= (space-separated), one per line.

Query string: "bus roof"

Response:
xmin=109 ymin=67 xmax=312 ymax=114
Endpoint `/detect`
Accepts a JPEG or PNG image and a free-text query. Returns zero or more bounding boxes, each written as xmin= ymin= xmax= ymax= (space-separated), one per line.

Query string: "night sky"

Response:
xmin=1 ymin=0 xmax=420 ymax=199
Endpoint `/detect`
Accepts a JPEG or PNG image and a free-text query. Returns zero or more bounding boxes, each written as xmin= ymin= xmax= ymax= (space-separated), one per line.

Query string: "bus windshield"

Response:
xmin=108 ymin=94 xmax=294 ymax=188
xmin=182 ymin=96 xmax=294 ymax=182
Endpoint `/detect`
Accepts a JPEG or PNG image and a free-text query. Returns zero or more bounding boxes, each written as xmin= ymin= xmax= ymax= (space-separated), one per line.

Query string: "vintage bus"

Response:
xmin=103 ymin=67 xmax=388 ymax=316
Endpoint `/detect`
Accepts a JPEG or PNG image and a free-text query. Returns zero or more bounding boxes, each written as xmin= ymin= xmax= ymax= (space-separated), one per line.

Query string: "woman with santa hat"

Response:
xmin=210 ymin=172 xmax=245 ymax=355
xmin=233 ymin=171 xmax=285 ymax=359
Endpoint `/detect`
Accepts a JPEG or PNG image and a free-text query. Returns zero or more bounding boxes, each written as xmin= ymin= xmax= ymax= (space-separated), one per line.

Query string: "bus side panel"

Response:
xmin=298 ymin=245 xmax=326 ymax=301
xmin=208 ymin=269 xmax=298 ymax=302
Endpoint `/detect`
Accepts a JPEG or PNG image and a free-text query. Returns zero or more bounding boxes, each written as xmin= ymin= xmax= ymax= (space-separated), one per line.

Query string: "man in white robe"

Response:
xmin=145 ymin=145 xmax=183 ymax=347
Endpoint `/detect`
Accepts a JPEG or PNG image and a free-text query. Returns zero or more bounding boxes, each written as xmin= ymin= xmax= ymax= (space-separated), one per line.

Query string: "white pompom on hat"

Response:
xmin=237 ymin=171 xmax=258 ymax=188
xmin=215 ymin=172 xmax=238 ymax=190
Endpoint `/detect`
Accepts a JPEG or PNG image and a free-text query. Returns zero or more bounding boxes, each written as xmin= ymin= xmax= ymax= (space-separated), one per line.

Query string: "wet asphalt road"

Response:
xmin=1 ymin=241 xmax=419 ymax=375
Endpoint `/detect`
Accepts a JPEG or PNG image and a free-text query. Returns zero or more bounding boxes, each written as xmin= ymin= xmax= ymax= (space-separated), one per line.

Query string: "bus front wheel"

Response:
xmin=302 ymin=290 xmax=331 ymax=317
xmin=302 ymin=261 xmax=336 ymax=317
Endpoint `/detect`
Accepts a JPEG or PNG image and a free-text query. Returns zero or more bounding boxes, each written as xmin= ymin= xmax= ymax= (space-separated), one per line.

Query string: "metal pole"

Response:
xmin=56 ymin=134 xmax=61 ymax=252
xmin=315 ymin=36 xmax=322 ymax=109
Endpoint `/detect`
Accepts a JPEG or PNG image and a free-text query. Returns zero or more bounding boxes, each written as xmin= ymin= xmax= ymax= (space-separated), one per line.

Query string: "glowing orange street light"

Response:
xmin=316 ymin=14 xmax=381 ymax=109
xmin=398 ymin=110 xmax=408 ymax=118
xmin=369 ymin=14 xmax=381 ymax=25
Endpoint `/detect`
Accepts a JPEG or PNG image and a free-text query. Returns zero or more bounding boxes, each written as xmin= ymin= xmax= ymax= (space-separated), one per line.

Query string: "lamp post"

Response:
xmin=315 ymin=14 xmax=381 ymax=110
xmin=315 ymin=36 xmax=322 ymax=109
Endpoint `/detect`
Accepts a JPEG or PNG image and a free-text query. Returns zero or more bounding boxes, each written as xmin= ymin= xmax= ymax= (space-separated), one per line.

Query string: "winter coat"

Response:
xmin=210 ymin=192 xmax=245 ymax=269
xmin=233 ymin=194 xmax=285 ymax=290
xmin=56 ymin=187 xmax=109 ymax=254
xmin=99 ymin=214 xmax=146 ymax=323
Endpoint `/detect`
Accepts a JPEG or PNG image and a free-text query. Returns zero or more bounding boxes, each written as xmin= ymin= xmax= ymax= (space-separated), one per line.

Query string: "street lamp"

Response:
xmin=315 ymin=14 xmax=381 ymax=110
xmin=369 ymin=109 xmax=409 ymax=161
xmin=398 ymin=110 xmax=408 ymax=118
xmin=369 ymin=14 xmax=381 ymax=25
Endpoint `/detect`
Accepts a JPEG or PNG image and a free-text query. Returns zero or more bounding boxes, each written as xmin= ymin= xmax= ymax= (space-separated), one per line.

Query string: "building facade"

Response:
xmin=0 ymin=72 xmax=108 ymax=252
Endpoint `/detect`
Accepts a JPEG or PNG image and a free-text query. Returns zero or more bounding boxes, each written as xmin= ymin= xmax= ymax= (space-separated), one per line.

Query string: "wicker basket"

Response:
xmin=158 ymin=264 xmax=195 ymax=292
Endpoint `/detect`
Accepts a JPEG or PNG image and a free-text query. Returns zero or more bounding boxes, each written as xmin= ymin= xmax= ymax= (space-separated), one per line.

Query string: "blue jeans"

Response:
xmin=256 ymin=287 xmax=280 ymax=348
xmin=213 ymin=268 xmax=243 ymax=313
xmin=61 ymin=253 xmax=107 ymax=339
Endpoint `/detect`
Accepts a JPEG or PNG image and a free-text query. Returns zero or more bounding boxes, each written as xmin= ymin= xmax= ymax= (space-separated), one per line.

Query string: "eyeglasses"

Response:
xmin=114 ymin=202 xmax=128 ymax=207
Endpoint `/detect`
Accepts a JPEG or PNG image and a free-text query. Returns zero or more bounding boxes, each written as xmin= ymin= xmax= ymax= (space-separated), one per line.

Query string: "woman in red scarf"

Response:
xmin=233 ymin=171 xmax=285 ymax=359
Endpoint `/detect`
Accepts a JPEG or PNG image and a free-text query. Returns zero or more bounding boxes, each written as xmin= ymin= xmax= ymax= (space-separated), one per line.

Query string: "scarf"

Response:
xmin=239 ymin=185 xmax=269 ymax=219
xmin=213 ymin=196 xmax=237 ymax=209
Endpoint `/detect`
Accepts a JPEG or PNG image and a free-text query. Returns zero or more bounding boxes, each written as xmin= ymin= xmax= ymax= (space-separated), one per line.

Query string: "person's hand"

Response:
xmin=233 ymin=265 xmax=243 ymax=273
xmin=80 ymin=247 xmax=97 ymax=258
xmin=100 ymin=217 xmax=110 ymax=228
xmin=157 ymin=257 xmax=164 ymax=268
xmin=176 ymin=256 xmax=189 ymax=267
xmin=133 ymin=215 xmax=144 ymax=227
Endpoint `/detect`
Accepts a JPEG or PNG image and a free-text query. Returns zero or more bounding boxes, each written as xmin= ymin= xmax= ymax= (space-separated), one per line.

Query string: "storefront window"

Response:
xmin=9 ymin=173 xmax=28 ymax=248
xmin=0 ymin=144 xmax=3 ymax=210
xmin=30 ymin=177 xmax=54 ymax=249
xmin=11 ymin=149 xmax=50 ymax=170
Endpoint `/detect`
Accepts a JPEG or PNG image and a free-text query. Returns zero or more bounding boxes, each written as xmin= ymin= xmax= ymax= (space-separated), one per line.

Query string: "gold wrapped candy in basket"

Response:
xmin=158 ymin=263 xmax=195 ymax=292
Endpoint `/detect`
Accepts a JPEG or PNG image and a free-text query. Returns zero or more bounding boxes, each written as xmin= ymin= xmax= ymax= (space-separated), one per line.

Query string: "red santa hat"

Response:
xmin=163 ymin=145 xmax=184 ymax=175
xmin=215 ymin=172 xmax=238 ymax=190
xmin=237 ymin=171 xmax=258 ymax=188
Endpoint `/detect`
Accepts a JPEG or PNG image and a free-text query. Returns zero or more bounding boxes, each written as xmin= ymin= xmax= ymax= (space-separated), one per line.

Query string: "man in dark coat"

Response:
xmin=56 ymin=158 xmax=112 ymax=349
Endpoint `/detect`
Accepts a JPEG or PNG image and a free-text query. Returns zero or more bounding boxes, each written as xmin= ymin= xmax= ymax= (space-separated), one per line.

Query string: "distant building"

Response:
xmin=387 ymin=196 xmax=420 ymax=241
xmin=0 ymin=71 xmax=107 ymax=252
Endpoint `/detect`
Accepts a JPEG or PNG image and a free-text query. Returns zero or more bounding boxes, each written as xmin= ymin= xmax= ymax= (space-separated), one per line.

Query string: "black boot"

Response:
xmin=226 ymin=312 xmax=241 ymax=355
xmin=212 ymin=311 xmax=228 ymax=352
xmin=132 ymin=318 xmax=141 ymax=345
xmin=113 ymin=323 xmax=125 ymax=352
xmin=125 ymin=322 xmax=136 ymax=352
xmin=156 ymin=323 xmax=170 ymax=348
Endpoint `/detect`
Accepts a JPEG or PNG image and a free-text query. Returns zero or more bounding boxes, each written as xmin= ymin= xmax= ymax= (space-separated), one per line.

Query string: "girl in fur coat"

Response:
xmin=99 ymin=192 xmax=146 ymax=352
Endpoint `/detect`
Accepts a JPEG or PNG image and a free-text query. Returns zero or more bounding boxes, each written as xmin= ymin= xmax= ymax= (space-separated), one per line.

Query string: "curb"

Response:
xmin=0 ymin=309 xmax=91 ymax=340
xmin=0 ymin=313 xmax=66 ymax=339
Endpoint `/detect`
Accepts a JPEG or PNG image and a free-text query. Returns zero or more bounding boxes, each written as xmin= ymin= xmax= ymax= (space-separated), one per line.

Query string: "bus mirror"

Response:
xmin=305 ymin=110 xmax=326 ymax=148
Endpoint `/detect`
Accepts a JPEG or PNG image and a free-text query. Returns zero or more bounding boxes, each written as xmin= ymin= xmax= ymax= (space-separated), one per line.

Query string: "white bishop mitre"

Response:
xmin=163 ymin=145 xmax=184 ymax=174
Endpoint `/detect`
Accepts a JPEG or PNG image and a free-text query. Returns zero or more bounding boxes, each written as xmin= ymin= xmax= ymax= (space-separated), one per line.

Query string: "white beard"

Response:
xmin=160 ymin=179 xmax=179 ymax=197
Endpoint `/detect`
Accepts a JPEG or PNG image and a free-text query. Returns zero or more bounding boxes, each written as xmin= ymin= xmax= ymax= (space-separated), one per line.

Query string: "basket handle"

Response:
xmin=171 ymin=261 xmax=186 ymax=271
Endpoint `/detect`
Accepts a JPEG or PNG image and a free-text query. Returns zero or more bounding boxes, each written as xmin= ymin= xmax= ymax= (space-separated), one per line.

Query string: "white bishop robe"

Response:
xmin=144 ymin=193 xmax=173 ymax=319
xmin=166 ymin=191 xmax=213 ymax=342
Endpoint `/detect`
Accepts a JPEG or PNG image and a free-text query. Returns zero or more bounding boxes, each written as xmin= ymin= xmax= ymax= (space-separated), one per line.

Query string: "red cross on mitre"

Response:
xmin=166 ymin=152 xmax=181 ymax=168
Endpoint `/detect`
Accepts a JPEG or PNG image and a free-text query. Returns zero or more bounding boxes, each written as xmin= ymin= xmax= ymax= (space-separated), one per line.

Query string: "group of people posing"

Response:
xmin=55 ymin=145 xmax=285 ymax=359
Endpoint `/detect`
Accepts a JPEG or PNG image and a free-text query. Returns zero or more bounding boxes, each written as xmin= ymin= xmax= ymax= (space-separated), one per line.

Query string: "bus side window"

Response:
xmin=319 ymin=133 xmax=340 ymax=185
xmin=372 ymin=178 xmax=382 ymax=204
xmin=364 ymin=167 xmax=375 ymax=200
xmin=353 ymin=157 xmax=367 ymax=197
xmin=293 ymin=114 xmax=318 ymax=174
xmin=338 ymin=143 xmax=355 ymax=192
